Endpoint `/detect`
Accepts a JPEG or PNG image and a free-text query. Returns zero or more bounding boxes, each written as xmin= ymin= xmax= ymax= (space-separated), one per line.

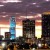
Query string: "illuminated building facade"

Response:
xmin=9 ymin=16 xmax=16 ymax=39
xmin=42 ymin=15 xmax=50 ymax=37
xmin=23 ymin=19 xmax=35 ymax=38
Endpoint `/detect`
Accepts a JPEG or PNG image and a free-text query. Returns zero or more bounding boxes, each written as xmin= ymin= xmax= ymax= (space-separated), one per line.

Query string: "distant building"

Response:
xmin=9 ymin=16 xmax=16 ymax=39
xmin=5 ymin=32 xmax=10 ymax=40
xmin=22 ymin=19 xmax=35 ymax=38
xmin=0 ymin=35 xmax=3 ymax=40
xmin=42 ymin=14 xmax=50 ymax=37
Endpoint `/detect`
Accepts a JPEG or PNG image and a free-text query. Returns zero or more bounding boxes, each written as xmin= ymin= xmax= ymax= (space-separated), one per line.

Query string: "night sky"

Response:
xmin=0 ymin=0 xmax=50 ymax=38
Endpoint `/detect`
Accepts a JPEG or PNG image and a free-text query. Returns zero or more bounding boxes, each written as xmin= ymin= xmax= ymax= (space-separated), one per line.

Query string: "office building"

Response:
xmin=9 ymin=16 xmax=16 ymax=39
xmin=23 ymin=19 xmax=35 ymax=38
xmin=42 ymin=14 xmax=50 ymax=37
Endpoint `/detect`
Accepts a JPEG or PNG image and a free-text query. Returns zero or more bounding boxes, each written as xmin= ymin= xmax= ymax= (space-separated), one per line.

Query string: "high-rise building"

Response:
xmin=22 ymin=19 xmax=35 ymax=38
xmin=9 ymin=16 xmax=16 ymax=39
xmin=42 ymin=14 xmax=50 ymax=37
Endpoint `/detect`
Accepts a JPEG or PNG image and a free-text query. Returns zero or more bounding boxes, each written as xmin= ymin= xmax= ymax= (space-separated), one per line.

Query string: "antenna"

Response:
xmin=26 ymin=7 xmax=28 ymax=19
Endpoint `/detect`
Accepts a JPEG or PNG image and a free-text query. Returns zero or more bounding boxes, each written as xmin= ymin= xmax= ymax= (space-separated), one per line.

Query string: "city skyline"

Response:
xmin=0 ymin=0 xmax=50 ymax=39
xmin=0 ymin=16 xmax=42 ymax=38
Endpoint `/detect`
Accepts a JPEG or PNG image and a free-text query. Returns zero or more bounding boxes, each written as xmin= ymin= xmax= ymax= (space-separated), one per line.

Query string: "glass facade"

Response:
xmin=9 ymin=16 xmax=16 ymax=39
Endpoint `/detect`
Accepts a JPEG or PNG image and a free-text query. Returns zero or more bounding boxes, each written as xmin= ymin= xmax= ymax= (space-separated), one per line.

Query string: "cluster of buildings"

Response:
xmin=0 ymin=13 xmax=50 ymax=44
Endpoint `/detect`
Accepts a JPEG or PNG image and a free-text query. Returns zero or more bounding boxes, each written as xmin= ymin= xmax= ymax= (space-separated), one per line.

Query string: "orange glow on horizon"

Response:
xmin=35 ymin=20 xmax=42 ymax=38
xmin=0 ymin=19 xmax=42 ymax=38
xmin=35 ymin=26 xmax=42 ymax=38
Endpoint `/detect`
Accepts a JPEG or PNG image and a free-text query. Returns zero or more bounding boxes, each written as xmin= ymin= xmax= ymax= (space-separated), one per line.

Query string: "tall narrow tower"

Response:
xmin=9 ymin=16 xmax=16 ymax=40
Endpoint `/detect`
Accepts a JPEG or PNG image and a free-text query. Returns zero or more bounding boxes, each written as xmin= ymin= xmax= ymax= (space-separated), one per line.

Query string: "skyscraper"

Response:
xmin=42 ymin=14 xmax=50 ymax=37
xmin=23 ymin=19 xmax=35 ymax=38
xmin=9 ymin=16 xmax=16 ymax=39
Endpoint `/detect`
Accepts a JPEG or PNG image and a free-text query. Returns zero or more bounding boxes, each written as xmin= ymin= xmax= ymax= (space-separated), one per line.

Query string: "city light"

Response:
xmin=38 ymin=43 xmax=42 ymax=48
xmin=1 ymin=42 xmax=6 ymax=48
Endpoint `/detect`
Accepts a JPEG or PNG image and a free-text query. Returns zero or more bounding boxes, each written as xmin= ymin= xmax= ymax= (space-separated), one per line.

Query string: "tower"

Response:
xmin=22 ymin=19 xmax=35 ymax=38
xmin=9 ymin=16 xmax=16 ymax=40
